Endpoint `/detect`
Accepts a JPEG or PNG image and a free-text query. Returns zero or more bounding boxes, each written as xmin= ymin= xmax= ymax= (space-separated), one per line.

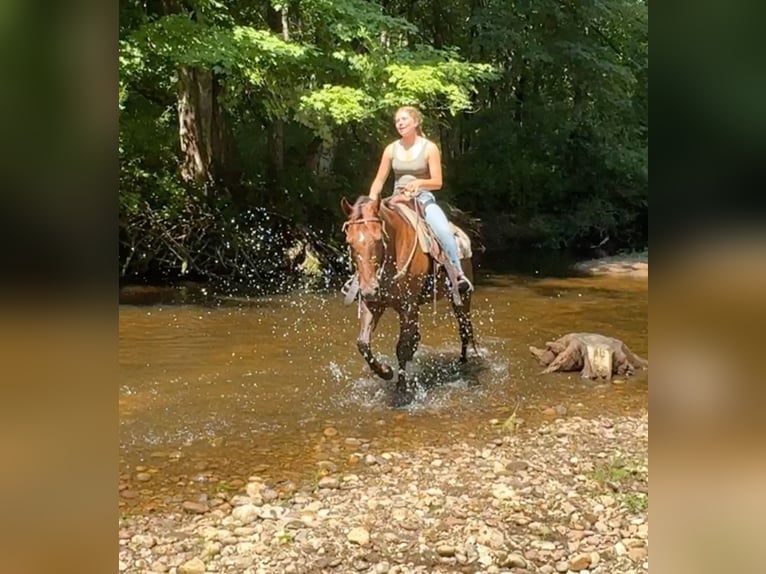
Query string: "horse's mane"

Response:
xmin=347 ymin=195 xmax=404 ymax=227
xmin=348 ymin=195 xmax=373 ymax=220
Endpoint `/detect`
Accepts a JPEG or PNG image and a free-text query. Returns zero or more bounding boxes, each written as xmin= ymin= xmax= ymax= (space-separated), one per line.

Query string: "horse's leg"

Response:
xmin=392 ymin=305 xmax=420 ymax=406
xmin=451 ymin=291 xmax=476 ymax=363
xmin=357 ymin=302 xmax=393 ymax=380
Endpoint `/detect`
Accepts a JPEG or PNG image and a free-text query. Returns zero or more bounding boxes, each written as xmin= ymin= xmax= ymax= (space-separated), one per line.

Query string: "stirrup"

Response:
xmin=341 ymin=274 xmax=359 ymax=305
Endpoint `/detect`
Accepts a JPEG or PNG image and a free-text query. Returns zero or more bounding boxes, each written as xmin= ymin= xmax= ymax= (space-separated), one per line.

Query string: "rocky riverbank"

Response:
xmin=119 ymin=412 xmax=648 ymax=574
xmin=573 ymin=251 xmax=648 ymax=278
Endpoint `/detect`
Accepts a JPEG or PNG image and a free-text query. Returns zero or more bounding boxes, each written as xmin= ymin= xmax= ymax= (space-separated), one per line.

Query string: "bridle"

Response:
xmin=342 ymin=208 xmax=419 ymax=282
xmin=342 ymin=217 xmax=390 ymax=283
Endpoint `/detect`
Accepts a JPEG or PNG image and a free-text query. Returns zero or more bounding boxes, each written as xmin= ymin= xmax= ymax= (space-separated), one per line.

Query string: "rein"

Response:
xmin=341 ymin=218 xmax=384 ymax=232
xmin=391 ymin=208 xmax=419 ymax=280
xmin=343 ymin=210 xmax=419 ymax=281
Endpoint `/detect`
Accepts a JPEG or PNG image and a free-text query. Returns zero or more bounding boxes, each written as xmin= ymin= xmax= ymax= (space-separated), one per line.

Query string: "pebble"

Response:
xmin=347 ymin=527 xmax=370 ymax=546
xmin=231 ymin=504 xmax=259 ymax=524
xmin=317 ymin=477 xmax=340 ymax=489
xmin=569 ymin=552 xmax=592 ymax=571
xmin=118 ymin=414 xmax=648 ymax=574
xmin=178 ymin=558 xmax=205 ymax=574
xmin=504 ymin=553 xmax=527 ymax=568
xmin=181 ymin=501 xmax=208 ymax=514
xmin=628 ymin=547 xmax=648 ymax=562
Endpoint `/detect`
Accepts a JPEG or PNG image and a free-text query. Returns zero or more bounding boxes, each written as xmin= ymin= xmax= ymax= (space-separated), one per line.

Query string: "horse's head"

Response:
xmin=341 ymin=196 xmax=387 ymax=301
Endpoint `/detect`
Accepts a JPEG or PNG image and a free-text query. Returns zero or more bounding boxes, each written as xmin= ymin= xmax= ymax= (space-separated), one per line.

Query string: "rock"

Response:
xmin=569 ymin=553 xmax=591 ymax=571
xmin=347 ymin=527 xmax=370 ymax=546
xmin=491 ymin=484 xmax=515 ymax=500
xmin=524 ymin=549 xmax=539 ymax=561
xmin=628 ymin=547 xmax=647 ymax=562
xmin=590 ymin=551 xmax=601 ymax=568
xmin=502 ymin=553 xmax=527 ymax=568
xmin=555 ymin=561 xmax=569 ymax=572
xmin=324 ymin=427 xmax=339 ymax=437
xmin=135 ymin=472 xmax=152 ymax=482
xmin=507 ymin=460 xmax=529 ymax=471
xmin=246 ymin=482 xmax=263 ymax=498
xmin=178 ymin=557 xmax=206 ymax=574
xmin=181 ymin=501 xmax=208 ymax=514
xmin=317 ymin=477 xmax=340 ymax=489
xmin=364 ymin=454 xmax=378 ymax=465
xmin=477 ymin=525 xmax=505 ymax=550
xmin=231 ymin=504 xmax=260 ymax=524
xmin=229 ymin=495 xmax=253 ymax=506
xmin=131 ymin=534 xmax=156 ymax=548
xmin=202 ymin=542 xmax=221 ymax=558
xmin=477 ymin=545 xmax=494 ymax=566
xmin=317 ymin=460 xmax=338 ymax=472
xmin=437 ymin=545 xmax=456 ymax=557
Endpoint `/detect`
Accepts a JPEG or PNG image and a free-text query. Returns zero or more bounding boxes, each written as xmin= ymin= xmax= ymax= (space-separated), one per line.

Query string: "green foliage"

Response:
xmin=590 ymin=456 xmax=634 ymax=485
xmin=119 ymin=0 xmax=648 ymax=284
xmin=298 ymin=85 xmax=376 ymax=132
xmin=621 ymin=492 xmax=648 ymax=514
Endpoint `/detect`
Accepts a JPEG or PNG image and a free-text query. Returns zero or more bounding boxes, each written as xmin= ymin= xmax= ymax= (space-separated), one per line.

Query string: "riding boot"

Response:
xmin=443 ymin=262 xmax=472 ymax=306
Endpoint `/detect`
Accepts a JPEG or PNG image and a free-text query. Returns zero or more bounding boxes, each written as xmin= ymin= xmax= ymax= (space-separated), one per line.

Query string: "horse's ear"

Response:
xmin=341 ymin=197 xmax=353 ymax=216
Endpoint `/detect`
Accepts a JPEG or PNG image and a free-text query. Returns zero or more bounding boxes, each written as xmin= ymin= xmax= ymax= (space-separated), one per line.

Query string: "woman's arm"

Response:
xmin=403 ymin=141 xmax=443 ymax=195
xmin=369 ymin=144 xmax=393 ymax=200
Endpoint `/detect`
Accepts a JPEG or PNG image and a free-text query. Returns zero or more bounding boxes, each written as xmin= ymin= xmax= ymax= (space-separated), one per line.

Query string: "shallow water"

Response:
xmin=119 ymin=266 xmax=647 ymax=513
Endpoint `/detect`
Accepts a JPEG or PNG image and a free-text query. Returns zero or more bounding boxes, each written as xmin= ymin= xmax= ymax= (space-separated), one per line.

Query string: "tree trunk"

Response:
xmin=514 ymin=70 xmax=527 ymax=125
xmin=177 ymin=66 xmax=214 ymax=187
xmin=317 ymin=138 xmax=335 ymax=177
xmin=177 ymin=67 xmax=240 ymax=199
xmin=266 ymin=120 xmax=285 ymax=188
xmin=265 ymin=2 xmax=290 ymax=189
xmin=530 ymin=333 xmax=648 ymax=380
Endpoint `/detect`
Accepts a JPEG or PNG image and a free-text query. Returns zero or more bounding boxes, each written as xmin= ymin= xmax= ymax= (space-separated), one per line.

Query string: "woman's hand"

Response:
xmin=403 ymin=179 xmax=422 ymax=196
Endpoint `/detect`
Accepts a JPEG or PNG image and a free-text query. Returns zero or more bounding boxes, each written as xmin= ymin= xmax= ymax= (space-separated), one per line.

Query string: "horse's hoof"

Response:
xmin=391 ymin=389 xmax=414 ymax=408
xmin=378 ymin=366 xmax=394 ymax=381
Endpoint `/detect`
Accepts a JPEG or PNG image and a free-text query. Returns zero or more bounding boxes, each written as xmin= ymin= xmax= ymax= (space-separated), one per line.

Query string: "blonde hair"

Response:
xmin=395 ymin=106 xmax=425 ymax=136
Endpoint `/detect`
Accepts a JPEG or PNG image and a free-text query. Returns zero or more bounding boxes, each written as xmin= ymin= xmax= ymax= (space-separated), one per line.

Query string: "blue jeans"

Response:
xmin=416 ymin=192 xmax=463 ymax=272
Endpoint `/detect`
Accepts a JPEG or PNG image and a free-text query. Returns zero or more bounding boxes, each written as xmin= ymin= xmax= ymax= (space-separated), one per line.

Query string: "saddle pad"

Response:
xmin=392 ymin=203 xmax=472 ymax=260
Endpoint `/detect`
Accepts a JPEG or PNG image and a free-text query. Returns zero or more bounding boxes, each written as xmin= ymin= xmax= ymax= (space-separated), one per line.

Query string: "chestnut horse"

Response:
xmin=341 ymin=195 xmax=476 ymax=406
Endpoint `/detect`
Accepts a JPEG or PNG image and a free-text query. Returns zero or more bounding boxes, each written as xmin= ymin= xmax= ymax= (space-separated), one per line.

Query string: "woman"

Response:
xmin=368 ymin=106 xmax=473 ymax=292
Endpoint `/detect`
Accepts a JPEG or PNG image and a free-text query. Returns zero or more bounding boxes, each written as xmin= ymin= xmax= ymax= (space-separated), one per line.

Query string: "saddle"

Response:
xmin=387 ymin=197 xmax=472 ymax=306
xmin=387 ymin=199 xmax=473 ymax=261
